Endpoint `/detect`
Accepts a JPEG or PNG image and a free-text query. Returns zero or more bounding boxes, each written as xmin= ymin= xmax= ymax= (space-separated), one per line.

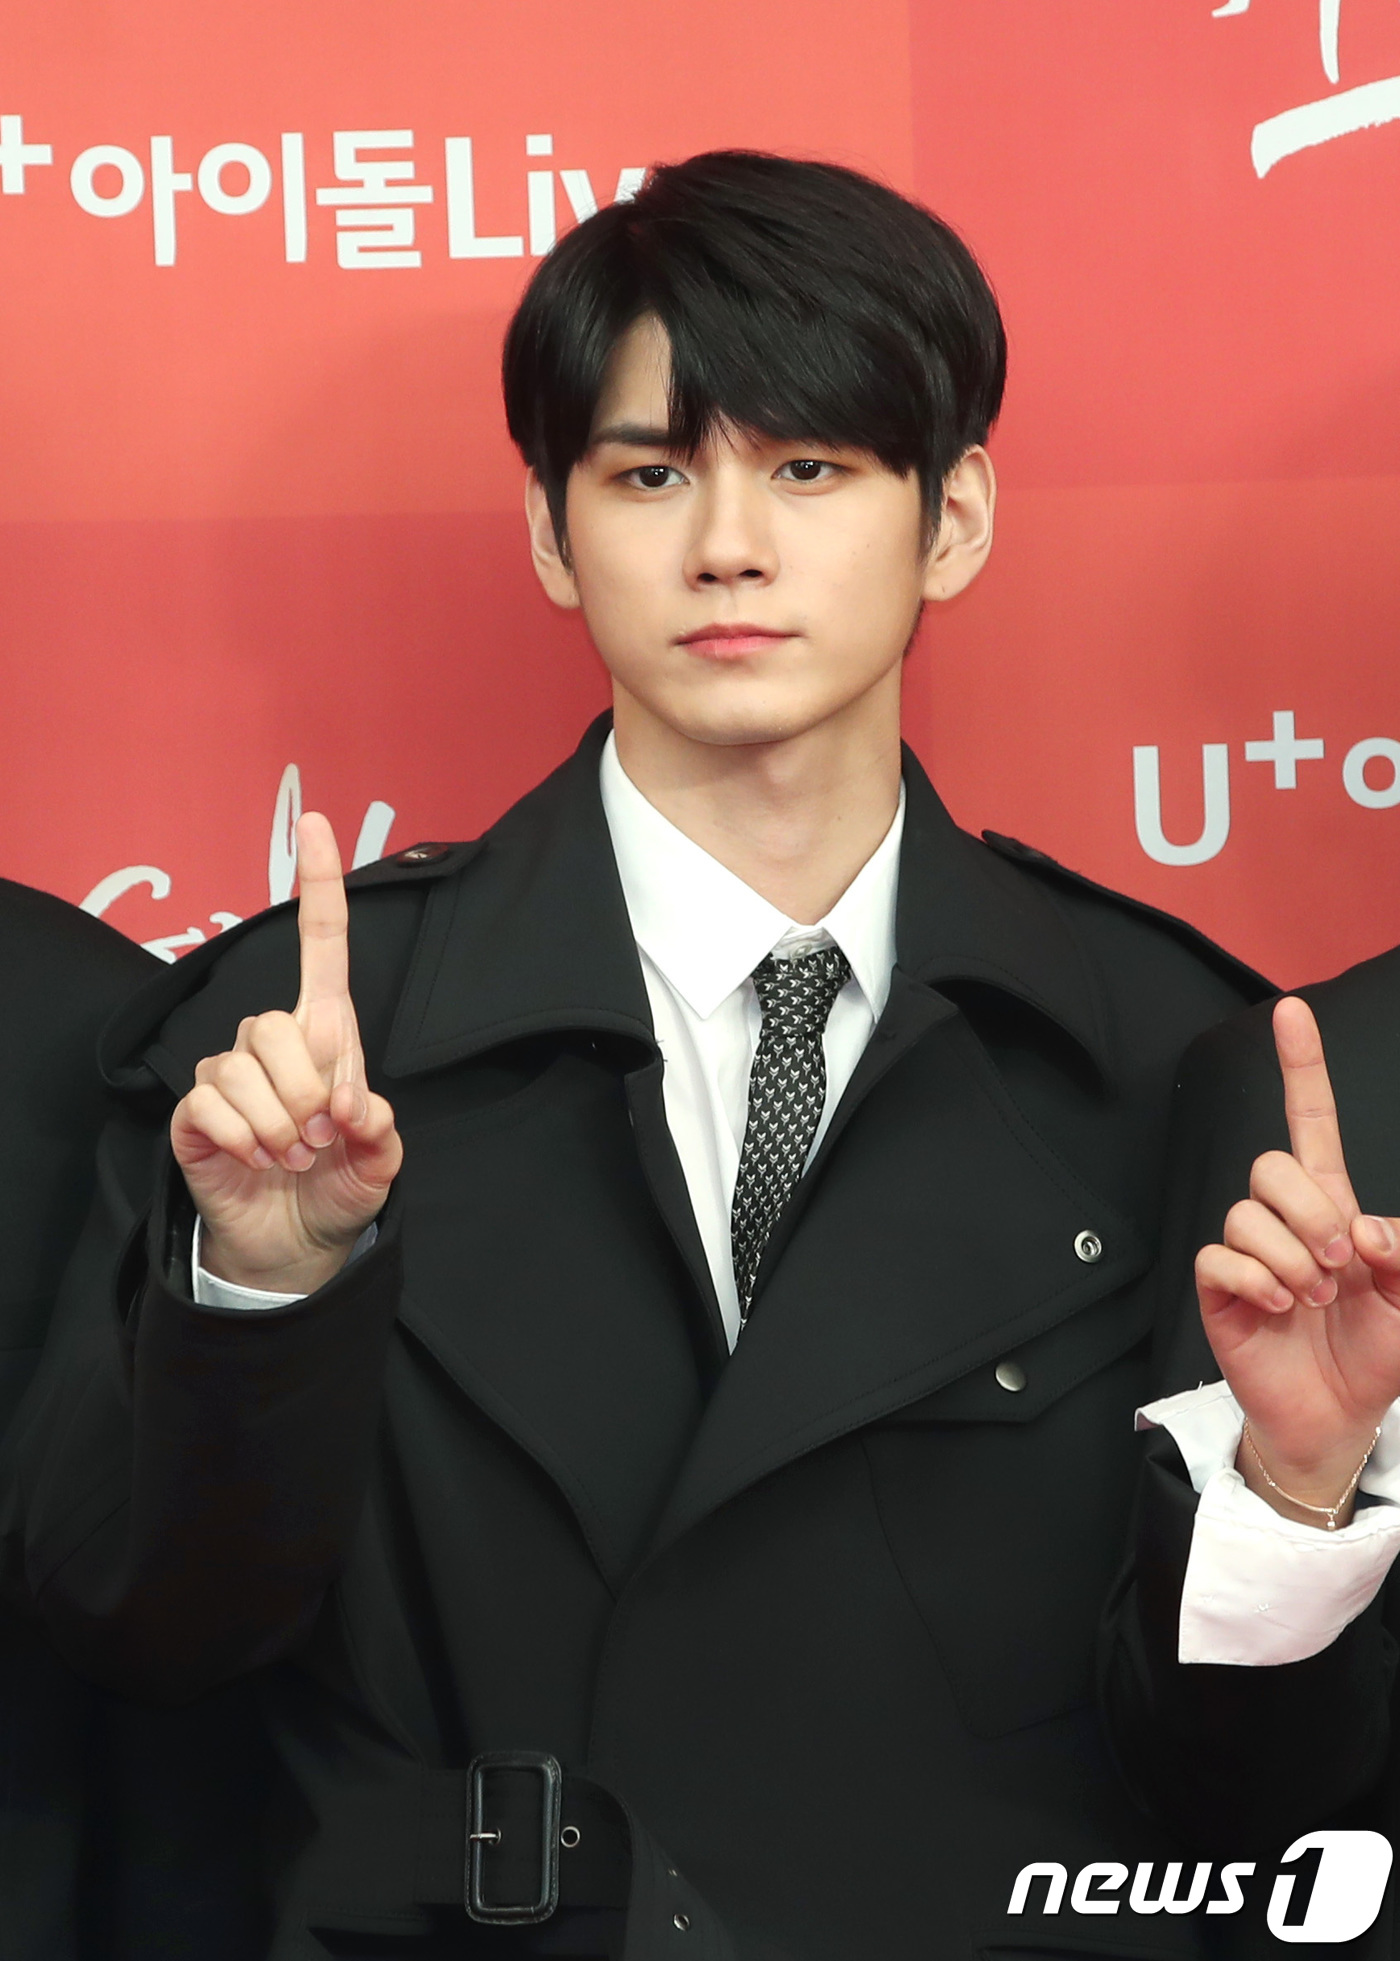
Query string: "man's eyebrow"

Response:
xmin=588 ymin=421 xmax=678 ymax=449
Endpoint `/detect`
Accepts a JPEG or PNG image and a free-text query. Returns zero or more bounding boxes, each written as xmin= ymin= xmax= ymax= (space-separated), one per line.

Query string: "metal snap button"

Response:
xmin=995 ymin=1360 xmax=1027 ymax=1393
xmin=395 ymin=842 xmax=449 ymax=865
xmin=673 ymin=1912 xmax=690 ymax=1931
xmin=1074 ymin=1230 xmax=1103 ymax=1264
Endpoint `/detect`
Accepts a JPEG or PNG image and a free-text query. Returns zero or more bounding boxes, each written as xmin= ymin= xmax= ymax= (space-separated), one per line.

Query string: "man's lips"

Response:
xmin=675 ymin=624 xmax=795 ymax=659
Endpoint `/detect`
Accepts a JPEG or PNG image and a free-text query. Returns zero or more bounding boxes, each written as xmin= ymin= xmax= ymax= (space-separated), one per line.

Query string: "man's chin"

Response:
xmin=635 ymin=688 xmax=844 ymax=753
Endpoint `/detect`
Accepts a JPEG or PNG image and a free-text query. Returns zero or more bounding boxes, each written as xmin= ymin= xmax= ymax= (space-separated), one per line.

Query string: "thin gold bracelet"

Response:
xmin=1240 ymin=1421 xmax=1383 ymax=1531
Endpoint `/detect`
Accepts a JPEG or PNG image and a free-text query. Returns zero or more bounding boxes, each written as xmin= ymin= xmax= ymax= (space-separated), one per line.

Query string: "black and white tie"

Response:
xmin=730 ymin=943 xmax=852 ymax=1326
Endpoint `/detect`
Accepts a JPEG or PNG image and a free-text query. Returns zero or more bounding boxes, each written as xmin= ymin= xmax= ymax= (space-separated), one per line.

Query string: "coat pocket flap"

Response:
xmin=883 ymin=1273 xmax=1155 ymax=1427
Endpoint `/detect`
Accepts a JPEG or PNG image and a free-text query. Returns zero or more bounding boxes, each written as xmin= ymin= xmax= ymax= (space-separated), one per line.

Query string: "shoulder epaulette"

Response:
xmin=980 ymin=830 xmax=1276 ymax=997
xmin=344 ymin=840 xmax=481 ymax=889
xmin=100 ymin=841 xmax=483 ymax=1088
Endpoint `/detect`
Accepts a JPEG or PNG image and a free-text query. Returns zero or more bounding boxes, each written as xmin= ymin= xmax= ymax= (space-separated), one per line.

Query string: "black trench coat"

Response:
xmin=16 ymin=720 xmax=1371 ymax=1961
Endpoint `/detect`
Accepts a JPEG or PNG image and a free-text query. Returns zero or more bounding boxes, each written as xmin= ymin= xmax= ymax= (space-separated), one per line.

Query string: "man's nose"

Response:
xmin=683 ymin=475 xmax=779 ymax=589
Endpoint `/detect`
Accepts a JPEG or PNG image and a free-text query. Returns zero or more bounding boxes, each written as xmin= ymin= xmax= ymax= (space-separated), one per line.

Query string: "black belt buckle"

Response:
xmin=465 ymin=1751 xmax=563 ymax=1925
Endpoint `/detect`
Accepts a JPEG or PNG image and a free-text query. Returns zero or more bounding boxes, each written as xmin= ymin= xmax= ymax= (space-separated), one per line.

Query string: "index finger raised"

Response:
xmin=294 ymin=812 xmax=350 ymax=1009
xmin=1272 ymin=995 xmax=1356 ymax=1201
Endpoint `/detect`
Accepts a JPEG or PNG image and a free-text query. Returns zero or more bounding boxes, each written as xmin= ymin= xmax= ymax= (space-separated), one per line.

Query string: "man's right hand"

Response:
xmin=171 ymin=812 xmax=403 ymax=1294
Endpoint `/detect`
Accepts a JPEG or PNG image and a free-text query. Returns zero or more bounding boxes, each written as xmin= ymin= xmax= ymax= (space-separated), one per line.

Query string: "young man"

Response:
xmin=11 ymin=153 xmax=1396 ymax=1959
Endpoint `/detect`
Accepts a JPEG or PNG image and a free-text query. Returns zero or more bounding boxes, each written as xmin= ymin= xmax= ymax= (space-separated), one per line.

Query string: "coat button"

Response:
xmin=395 ymin=842 xmax=449 ymax=865
xmin=995 ymin=1360 xmax=1027 ymax=1393
xmin=1074 ymin=1230 xmax=1103 ymax=1263
xmin=673 ymin=1912 xmax=690 ymax=1931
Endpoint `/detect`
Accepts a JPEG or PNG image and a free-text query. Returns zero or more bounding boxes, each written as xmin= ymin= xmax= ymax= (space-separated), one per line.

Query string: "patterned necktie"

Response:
xmin=730 ymin=943 xmax=853 ymax=1327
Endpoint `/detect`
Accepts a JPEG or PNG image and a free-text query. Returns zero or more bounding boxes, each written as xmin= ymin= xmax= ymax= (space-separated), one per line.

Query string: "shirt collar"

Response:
xmin=599 ymin=731 xmax=902 ymax=1022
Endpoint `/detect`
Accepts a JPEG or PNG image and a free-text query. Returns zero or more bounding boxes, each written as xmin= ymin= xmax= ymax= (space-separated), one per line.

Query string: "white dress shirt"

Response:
xmin=597 ymin=731 xmax=901 ymax=1348
xmin=194 ymin=735 xmax=1400 ymax=1664
xmin=1139 ymin=1383 xmax=1400 ymax=1663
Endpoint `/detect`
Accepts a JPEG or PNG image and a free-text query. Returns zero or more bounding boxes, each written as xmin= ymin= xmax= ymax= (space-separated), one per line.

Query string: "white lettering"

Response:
xmin=352 ymin=801 xmax=396 ymax=868
xmin=198 ymin=142 xmax=272 ymax=217
xmin=79 ymin=867 xmax=238 ymax=965
xmin=71 ymin=145 xmax=144 ymax=219
xmin=316 ymin=132 xmax=432 ymax=271
xmin=1005 ymin=1838 xmax=1383 ymax=1933
xmin=560 ymin=168 xmax=597 ymax=222
xmin=268 ymin=762 xmax=303 ymax=906
xmin=143 ymin=927 xmax=208 ymax=961
xmin=1253 ymin=75 xmax=1400 ymax=177
xmin=1133 ymin=743 xmax=1231 ymax=865
xmin=1321 ymin=0 xmax=1341 ymax=84
xmin=1267 ymin=1831 xmax=1393 ymax=1943
xmin=1243 ymin=709 xmax=1324 ymax=788
xmin=149 ymin=136 xmax=193 ymax=266
xmin=1007 ymin=1863 xmax=1067 ymax=1915
xmin=81 ymin=771 xmax=393 ymax=958
xmin=281 ymin=133 xmax=307 ymax=262
xmin=528 ymin=168 xmax=555 ymax=256
xmin=1343 ymin=736 xmax=1400 ymax=809
xmin=81 ymin=866 xmax=172 ymax=916
xmin=445 ymin=137 xmax=523 ymax=259
xmin=1129 ymin=1861 xmax=1212 ymax=1914
xmin=0 ymin=114 xmax=52 ymax=194
xmin=554 ymin=161 xmax=648 ymax=226
xmin=1205 ymin=1862 xmax=1255 ymax=1914
xmin=1069 ymin=1863 xmax=1127 ymax=1915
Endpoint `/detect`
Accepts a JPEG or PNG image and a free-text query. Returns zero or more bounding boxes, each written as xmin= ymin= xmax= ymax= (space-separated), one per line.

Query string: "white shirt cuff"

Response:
xmin=191 ymin=1215 xmax=377 ymax=1311
xmin=1136 ymin=1381 xmax=1400 ymax=1666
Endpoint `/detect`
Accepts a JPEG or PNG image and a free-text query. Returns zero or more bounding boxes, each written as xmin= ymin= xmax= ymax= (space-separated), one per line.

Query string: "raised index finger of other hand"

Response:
xmin=1272 ymin=995 xmax=1357 ymax=1206
xmin=294 ymin=812 xmax=350 ymax=1011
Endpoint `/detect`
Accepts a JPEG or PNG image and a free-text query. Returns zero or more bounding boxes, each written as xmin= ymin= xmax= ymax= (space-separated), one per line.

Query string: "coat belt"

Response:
xmin=414 ymin=1766 xmax=629 ymax=1911
xmin=304 ymin=1761 xmax=746 ymax=1959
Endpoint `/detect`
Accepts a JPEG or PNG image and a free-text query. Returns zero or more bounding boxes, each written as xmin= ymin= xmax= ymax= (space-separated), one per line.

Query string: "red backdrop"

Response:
xmin=3 ymin=1 xmax=1398 ymax=983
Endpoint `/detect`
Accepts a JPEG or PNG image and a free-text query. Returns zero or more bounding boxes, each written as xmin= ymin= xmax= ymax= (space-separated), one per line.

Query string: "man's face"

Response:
xmin=526 ymin=316 xmax=994 ymax=755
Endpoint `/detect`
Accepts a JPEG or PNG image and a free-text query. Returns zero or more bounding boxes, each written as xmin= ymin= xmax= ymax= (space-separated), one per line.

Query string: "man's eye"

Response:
xmin=626 ymin=464 xmax=684 ymax=490
xmin=778 ymin=459 xmax=836 ymax=483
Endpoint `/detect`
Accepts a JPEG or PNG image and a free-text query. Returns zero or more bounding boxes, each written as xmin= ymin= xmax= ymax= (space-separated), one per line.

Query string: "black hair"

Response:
xmin=502 ymin=150 xmax=1006 ymax=550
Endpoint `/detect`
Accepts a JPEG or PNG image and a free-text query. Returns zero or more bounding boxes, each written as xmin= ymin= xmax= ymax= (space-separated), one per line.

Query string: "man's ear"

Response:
xmin=525 ymin=471 xmax=581 ymax=610
xmin=922 ymin=446 xmax=996 ymax=605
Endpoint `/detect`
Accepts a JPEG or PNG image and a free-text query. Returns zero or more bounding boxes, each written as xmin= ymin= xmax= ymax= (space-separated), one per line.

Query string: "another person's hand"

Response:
xmin=171 ymin=813 xmax=402 ymax=1293
xmin=1195 ymin=996 xmax=1400 ymax=1526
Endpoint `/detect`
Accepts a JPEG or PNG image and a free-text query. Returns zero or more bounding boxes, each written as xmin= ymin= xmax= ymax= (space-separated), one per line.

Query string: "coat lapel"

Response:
xmin=378 ymin=720 xmax=727 ymax=1582
xmin=382 ymin=716 xmax=727 ymax=1360
xmin=383 ymin=719 xmax=656 ymax=1078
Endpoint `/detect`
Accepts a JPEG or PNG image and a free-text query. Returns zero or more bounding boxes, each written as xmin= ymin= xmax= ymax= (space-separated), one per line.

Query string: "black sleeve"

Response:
xmin=0 ymin=882 xmax=156 ymax=1438
xmin=1099 ymin=1006 xmax=1400 ymax=1854
xmin=1 ymin=893 xmax=415 ymax=1703
xmin=7 ymin=1138 xmax=402 ymax=1702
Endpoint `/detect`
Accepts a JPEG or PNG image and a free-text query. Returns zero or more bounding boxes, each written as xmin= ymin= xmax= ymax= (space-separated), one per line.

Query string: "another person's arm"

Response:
xmin=1102 ymin=999 xmax=1400 ymax=1849
xmin=9 ymin=818 xmax=405 ymax=1701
